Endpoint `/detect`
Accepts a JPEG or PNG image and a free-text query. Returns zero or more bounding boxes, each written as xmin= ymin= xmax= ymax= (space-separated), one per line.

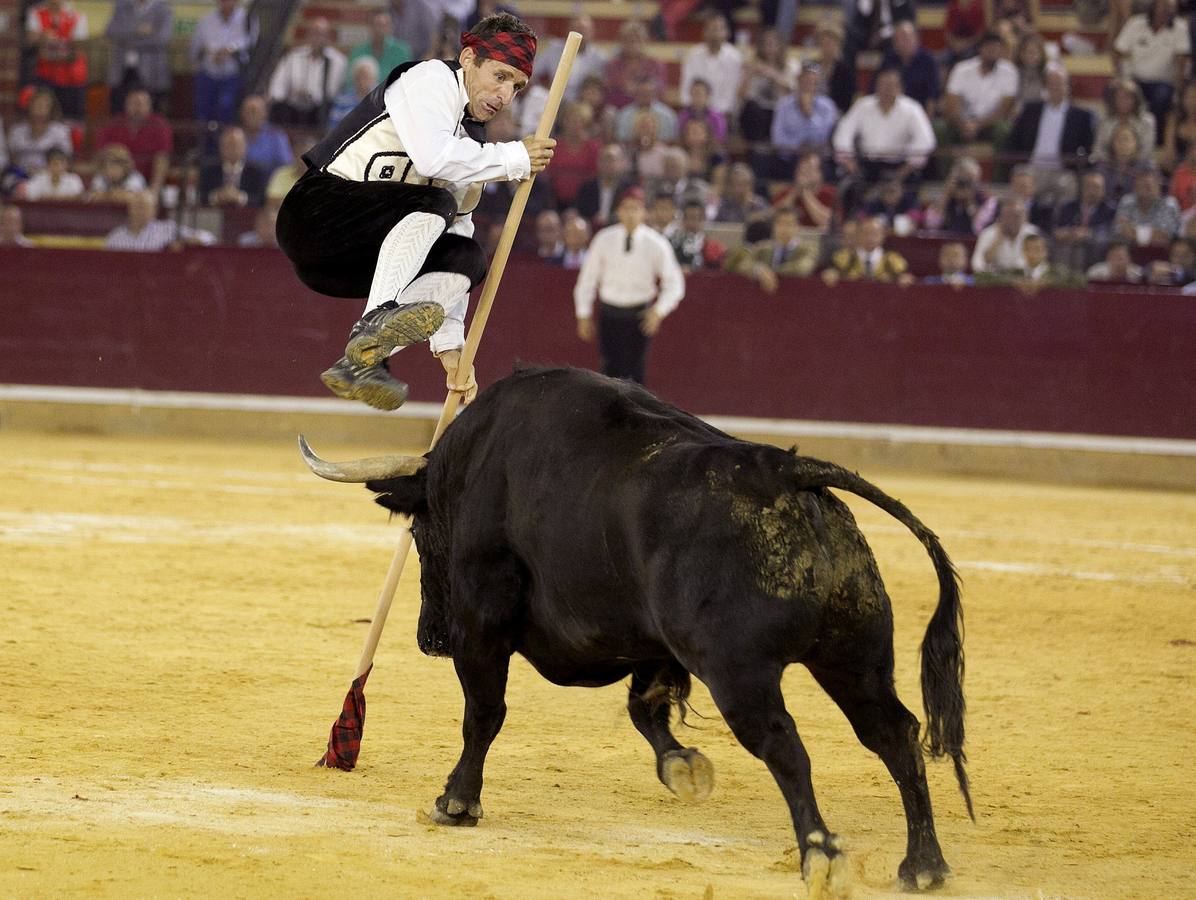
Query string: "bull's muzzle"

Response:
xmin=298 ymin=435 xmax=427 ymax=482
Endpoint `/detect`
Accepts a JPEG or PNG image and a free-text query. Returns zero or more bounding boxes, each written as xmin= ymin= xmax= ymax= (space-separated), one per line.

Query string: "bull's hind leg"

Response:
xmin=809 ymin=664 xmax=949 ymax=890
xmin=627 ymin=664 xmax=713 ymax=803
xmin=701 ymin=665 xmax=849 ymax=900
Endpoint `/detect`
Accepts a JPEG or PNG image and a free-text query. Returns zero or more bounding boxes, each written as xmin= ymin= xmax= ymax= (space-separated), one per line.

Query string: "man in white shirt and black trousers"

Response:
xmin=574 ymin=187 xmax=685 ymax=385
xmin=276 ymin=14 xmax=556 ymax=410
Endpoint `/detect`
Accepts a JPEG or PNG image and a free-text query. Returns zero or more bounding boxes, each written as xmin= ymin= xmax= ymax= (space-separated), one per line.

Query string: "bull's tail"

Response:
xmin=793 ymin=457 xmax=974 ymax=821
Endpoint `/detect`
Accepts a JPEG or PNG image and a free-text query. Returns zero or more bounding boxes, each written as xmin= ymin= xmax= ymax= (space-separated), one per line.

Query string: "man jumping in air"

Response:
xmin=277 ymin=14 xmax=555 ymax=410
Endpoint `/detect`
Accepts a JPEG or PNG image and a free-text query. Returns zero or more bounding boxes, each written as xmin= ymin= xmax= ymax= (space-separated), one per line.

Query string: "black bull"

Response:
xmin=301 ymin=367 xmax=973 ymax=893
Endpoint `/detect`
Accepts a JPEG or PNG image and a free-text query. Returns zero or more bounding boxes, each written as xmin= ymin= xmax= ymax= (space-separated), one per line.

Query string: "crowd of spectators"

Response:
xmin=2 ymin=0 xmax=1196 ymax=292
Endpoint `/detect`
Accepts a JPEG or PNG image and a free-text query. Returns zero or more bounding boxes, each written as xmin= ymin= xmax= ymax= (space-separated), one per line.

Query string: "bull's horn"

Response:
xmin=298 ymin=435 xmax=426 ymax=482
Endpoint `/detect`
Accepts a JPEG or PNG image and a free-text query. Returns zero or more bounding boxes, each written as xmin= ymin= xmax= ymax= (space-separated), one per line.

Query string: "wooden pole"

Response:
xmin=351 ymin=32 xmax=583 ymax=680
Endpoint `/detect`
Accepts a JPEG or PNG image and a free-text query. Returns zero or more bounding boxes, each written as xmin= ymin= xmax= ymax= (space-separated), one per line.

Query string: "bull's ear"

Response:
xmin=366 ymin=470 xmax=428 ymax=517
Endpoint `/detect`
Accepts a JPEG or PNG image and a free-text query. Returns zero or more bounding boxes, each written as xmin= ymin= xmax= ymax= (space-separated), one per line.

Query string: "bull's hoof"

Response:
xmin=660 ymin=748 xmax=714 ymax=803
xmin=898 ymin=854 xmax=950 ymax=891
xmin=428 ymin=795 xmax=483 ymax=827
xmin=802 ymin=831 xmax=851 ymax=900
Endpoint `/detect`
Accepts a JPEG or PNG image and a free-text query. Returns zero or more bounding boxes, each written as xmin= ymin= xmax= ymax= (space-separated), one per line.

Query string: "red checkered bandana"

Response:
xmin=460 ymin=30 xmax=536 ymax=79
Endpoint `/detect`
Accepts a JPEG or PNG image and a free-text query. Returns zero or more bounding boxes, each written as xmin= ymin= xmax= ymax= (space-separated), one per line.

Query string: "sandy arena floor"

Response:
xmin=1 ymin=429 xmax=1193 ymax=899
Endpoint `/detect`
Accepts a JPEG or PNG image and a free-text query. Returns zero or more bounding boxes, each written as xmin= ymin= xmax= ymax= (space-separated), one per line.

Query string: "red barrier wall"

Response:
xmin=2 ymin=247 xmax=1194 ymax=439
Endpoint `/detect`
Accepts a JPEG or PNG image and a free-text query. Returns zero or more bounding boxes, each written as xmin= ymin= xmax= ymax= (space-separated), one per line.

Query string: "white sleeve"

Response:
xmin=832 ymin=101 xmax=861 ymax=156
xmin=907 ymin=102 xmax=937 ymax=163
xmin=74 ymin=11 xmax=89 ymax=40
xmin=680 ymin=48 xmax=697 ymax=103
xmin=573 ymin=231 xmax=605 ymax=318
xmin=327 ymin=51 xmax=347 ymax=102
xmin=429 ymin=292 xmax=469 ymax=354
xmin=1113 ymin=18 xmax=1135 ymax=55
xmin=385 ymin=63 xmax=531 ymax=183
xmin=268 ymin=53 xmax=291 ymax=102
xmin=652 ymin=234 xmax=685 ymax=317
xmin=971 ymin=228 xmax=992 ymax=272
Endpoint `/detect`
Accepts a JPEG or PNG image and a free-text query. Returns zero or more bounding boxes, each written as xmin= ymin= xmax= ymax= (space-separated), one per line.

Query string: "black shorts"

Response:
xmin=276 ymin=171 xmax=488 ymax=299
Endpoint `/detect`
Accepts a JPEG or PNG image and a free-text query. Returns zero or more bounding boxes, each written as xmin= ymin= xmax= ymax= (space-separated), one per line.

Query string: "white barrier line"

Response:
xmin=3 ymin=383 xmax=1195 ymax=457
xmin=865 ymin=523 xmax=1196 ymax=558
xmin=957 ymin=559 xmax=1192 ymax=588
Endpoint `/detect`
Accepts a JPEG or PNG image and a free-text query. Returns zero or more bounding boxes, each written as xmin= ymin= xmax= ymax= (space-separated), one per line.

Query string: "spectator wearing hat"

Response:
xmin=574 ymin=186 xmax=686 ymax=385
xmin=105 ymin=0 xmax=173 ymax=114
xmin=1114 ymin=165 xmax=1182 ymax=245
xmin=938 ymin=31 xmax=1019 ymax=148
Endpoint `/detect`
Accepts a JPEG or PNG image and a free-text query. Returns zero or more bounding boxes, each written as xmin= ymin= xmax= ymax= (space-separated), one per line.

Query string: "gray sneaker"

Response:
xmin=345 ymin=300 xmax=446 ymax=369
xmin=320 ymin=357 xmax=409 ymax=411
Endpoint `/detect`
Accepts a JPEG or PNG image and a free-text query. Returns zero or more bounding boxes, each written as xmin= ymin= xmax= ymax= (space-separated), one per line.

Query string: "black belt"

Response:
xmin=599 ymin=301 xmax=651 ymax=318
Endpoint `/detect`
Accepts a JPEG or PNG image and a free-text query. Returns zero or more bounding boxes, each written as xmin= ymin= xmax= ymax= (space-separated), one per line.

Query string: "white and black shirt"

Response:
xmin=574 ymin=223 xmax=685 ymax=319
xmin=304 ymin=59 xmax=531 ymax=236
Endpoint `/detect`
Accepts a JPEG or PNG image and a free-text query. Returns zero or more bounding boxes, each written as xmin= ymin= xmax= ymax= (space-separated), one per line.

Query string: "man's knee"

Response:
xmin=426 ymin=235 xmax=488 ymax=288
xmin=416 ymin=187 xmax=459 ymax=225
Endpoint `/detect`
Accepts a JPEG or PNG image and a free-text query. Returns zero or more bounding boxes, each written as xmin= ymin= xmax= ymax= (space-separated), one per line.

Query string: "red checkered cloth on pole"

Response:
xmin=317 ymin=665 xmax=371 ymax=770
xmin=460 ymin=30 xmax=537 ymax=78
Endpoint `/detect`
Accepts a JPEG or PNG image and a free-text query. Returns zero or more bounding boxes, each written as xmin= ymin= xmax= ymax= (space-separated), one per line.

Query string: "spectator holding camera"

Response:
xmin=922 ymin=157 xmax=989 ymax=235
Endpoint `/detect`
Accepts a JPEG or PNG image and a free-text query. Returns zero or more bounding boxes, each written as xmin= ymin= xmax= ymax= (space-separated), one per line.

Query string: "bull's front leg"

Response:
xmin=430 ymin=649 xmax=510 ymax=827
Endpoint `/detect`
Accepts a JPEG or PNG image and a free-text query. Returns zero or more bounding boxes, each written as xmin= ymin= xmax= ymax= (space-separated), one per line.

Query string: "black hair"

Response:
xmin=467 ymin=12 xmax=536 ymax=41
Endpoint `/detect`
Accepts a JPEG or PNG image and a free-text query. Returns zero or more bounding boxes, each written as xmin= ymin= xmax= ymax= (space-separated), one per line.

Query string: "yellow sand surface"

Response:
xmin=1 ymin=431 xmax=1193 ymax=899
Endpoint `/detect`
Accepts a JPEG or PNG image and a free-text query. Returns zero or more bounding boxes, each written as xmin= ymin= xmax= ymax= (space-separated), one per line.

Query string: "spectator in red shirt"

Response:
xmin=551 ymin=101 xmax=601 ymax=209
xmin=770 ymin=149 xmax=837 ymax=230
xmin=25 ymin=0 xmax=89 ymax=120
xmin=95 ymin=87 xmax=173 ymax=192
xmin=604 ymin=20 xmax=666 ymax=109
xmin=1170 ymin=139 xmax=1196 ymax=211
xmin=943 ymin=0 xmax=988 ymax=69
